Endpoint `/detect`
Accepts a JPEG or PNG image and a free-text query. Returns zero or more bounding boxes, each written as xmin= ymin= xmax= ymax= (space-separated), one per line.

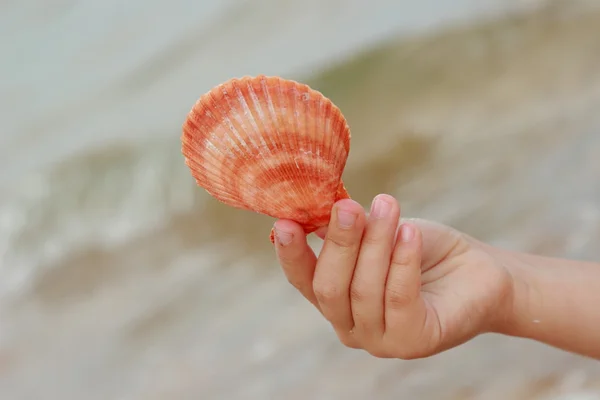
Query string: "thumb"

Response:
xmin=401 ymin=218 xmax=464 ymax=272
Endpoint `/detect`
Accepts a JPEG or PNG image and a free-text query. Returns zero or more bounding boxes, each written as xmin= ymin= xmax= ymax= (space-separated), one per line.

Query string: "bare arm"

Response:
xmin=497 ymin=248 xmax=600 ymax=359
xmin=274 ymin=194 xmax=600 ymax=360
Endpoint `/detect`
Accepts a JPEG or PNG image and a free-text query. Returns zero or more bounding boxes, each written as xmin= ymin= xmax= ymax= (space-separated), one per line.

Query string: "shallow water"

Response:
xmin=2 ymin=1 xmax=600 ymax=399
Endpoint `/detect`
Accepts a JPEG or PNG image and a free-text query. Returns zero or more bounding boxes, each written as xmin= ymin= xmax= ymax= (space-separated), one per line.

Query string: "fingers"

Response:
xmin=273 ymin=219 xmax=321 ymax=311
xmin=350 ymin=194 xmax=400 ymax=341
xmin=275 ymin=198 xmax=451 ymax=359
xmin=313 ymin=199 xmax=366 ymax=343
xmin=384 ymin=223 xmax=427 ymax=341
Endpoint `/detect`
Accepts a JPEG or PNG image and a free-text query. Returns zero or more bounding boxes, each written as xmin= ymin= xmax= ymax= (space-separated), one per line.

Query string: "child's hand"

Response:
xmin=272 ymin=194 xmax=514 ymax=359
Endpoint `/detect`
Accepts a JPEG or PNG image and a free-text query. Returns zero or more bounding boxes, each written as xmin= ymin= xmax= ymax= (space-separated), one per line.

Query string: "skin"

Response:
xmin=272 ymin=194 xmax=600 ymax=360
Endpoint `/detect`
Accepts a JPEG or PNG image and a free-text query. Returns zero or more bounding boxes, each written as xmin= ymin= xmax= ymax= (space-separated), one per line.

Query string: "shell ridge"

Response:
xmin=220 ymin=83 xmax=256 ymax=157
xmin=246 ymin=79 xmax=274 ymax=153
xmin=256 ymin=78 xmax=281 ymax=154
xmin=331 ymin=109 xmax=347 ymax=171
xmin=326 ymin=102 xmax=347 ymax=203
xmin=205 ymin=91 xmax=246 ymax=161
xmin=316 ymin=94 xmax=331 ymax=202
xmin=274 ymin=78 xmax=304 ymax=212
xmin=260 ymin=77 xmax=292 ymax=215
xmin=228 ymin=80 xmax=263 ymax=156
xmin=295 ymin=85 xmax=311 ymax=196
xmin=288 ymin=81 xmax=312 ymax=207
xmin=205 ymin=88 xmax=257 ymax=202
xmin=286 ymin=82 xmax=304 ymax=201
xmin=233 ymin=80 xmax=280 ymax=203
xmin=197 ymin=145 xmax=322 ymax=218
xmin=192 ymin=147 xmax=270 ymax=207
xmin=329 ymin=114 xmax=342 ymax=179
xmin=183 ymin=123 xmax=225 ymax=162
xmin=302 ymin=86 xmax=317 ymax=197
xmin=184 ymin=102 xmax=221 ymax=149
xmin=296 ymin=85 xmax=317 ymax=208
xmin=243 ymin=80 xmax=277 ymax=192
xmin=182 ymin=112 xmax=218 ymax=183
xmin=312 ymin=96 xmax=324 ymax=202
xmin=310 ymin=92 xmax=320 ymax=197
xmin=322 ymin=100 xmax=335 ymax=197
xmin=182 ymin=148 xmax=243 ymax=196
xmin=215 ymin=83 xmax=280 ymax=207
xmin=256 ymin=78 xmax=295 ymax=212
xmin=334 ymin=120 xmax=350 ymax=181
xmin=235 ymin=82 xmax=266 ymax=153
xmin=258 ymin=77 xmax=295 ymax=215
xmin=274 ymin=79 xmax=299 ymax=209
xmin=191 ymin=98 xmax=242 ymax=164
xmin=247 ymin=79 xmax=291 ymax=212
xmin=221 ymin=81 xmax=271 ymax=206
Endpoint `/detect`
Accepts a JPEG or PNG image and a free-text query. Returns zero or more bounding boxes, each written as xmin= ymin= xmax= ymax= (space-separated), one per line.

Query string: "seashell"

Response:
xmin=181 ymin=75 xmax=352 ymax=243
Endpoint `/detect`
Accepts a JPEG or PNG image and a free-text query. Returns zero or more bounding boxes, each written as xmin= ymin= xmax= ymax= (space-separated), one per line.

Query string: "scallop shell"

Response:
xmin=181 ymin=75 xmax=351 ymax=243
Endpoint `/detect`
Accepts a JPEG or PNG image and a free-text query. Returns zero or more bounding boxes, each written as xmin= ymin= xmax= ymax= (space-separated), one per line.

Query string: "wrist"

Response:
xmin=488 ymin=246 xmax=600 ymax=359
xmin=479 ymin=245 xmax=532 ymax=336
xmin=492 ymin=249 xmax=539 ymax=338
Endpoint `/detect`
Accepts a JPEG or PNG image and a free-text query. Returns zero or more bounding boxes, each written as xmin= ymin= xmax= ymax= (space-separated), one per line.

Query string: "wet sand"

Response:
xmin=3 ymin=3 xmax=600 ymax=399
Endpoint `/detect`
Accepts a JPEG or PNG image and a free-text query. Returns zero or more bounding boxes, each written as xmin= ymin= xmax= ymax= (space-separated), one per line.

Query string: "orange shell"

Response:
xmin=181 ymin=75 xmax=351 ymax=243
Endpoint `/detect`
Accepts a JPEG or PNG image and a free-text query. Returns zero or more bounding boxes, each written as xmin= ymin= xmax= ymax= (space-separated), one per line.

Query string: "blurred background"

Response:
xmin=1 ymin=0 xmax=600 ymax=399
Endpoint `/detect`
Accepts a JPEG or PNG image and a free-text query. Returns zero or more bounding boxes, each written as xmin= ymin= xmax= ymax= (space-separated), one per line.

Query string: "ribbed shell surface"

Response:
xmin=182 ymin=75 xmax=351 ymax=237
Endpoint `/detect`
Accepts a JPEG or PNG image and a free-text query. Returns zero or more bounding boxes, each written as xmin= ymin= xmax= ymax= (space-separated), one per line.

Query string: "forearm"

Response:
xmin=497 ymin=249 xmax=600 ymax=359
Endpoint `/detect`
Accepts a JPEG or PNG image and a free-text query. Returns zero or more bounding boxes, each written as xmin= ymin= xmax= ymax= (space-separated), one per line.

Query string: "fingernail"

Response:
xmin=275 ymin=228 xmax=293 ymax=245
xmin=337 ymin=209 xmax=357 ymax=229
xmin=371 ymin=195 xmax=392 ymax=219
xmin=401 ymin=224 xmax=414 ymax=242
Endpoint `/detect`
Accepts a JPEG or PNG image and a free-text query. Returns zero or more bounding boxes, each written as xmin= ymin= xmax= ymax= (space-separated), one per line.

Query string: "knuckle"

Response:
xmin=359 ymin=232 xmax=382 ymax=246
xmin=277 ymin=250 xmax=300 ymax=267
xmin=385 ymin=286 xmax=414 ymax=309
xmin=313 ymin=281 xmax=342 ymax=303
xmin=349 ymin=282 xmax=369 ymax=303
xmin=326 ymin=232 xmax=357 ymax=249
xmin=391 ymin=251 xmax=413 ymax=267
